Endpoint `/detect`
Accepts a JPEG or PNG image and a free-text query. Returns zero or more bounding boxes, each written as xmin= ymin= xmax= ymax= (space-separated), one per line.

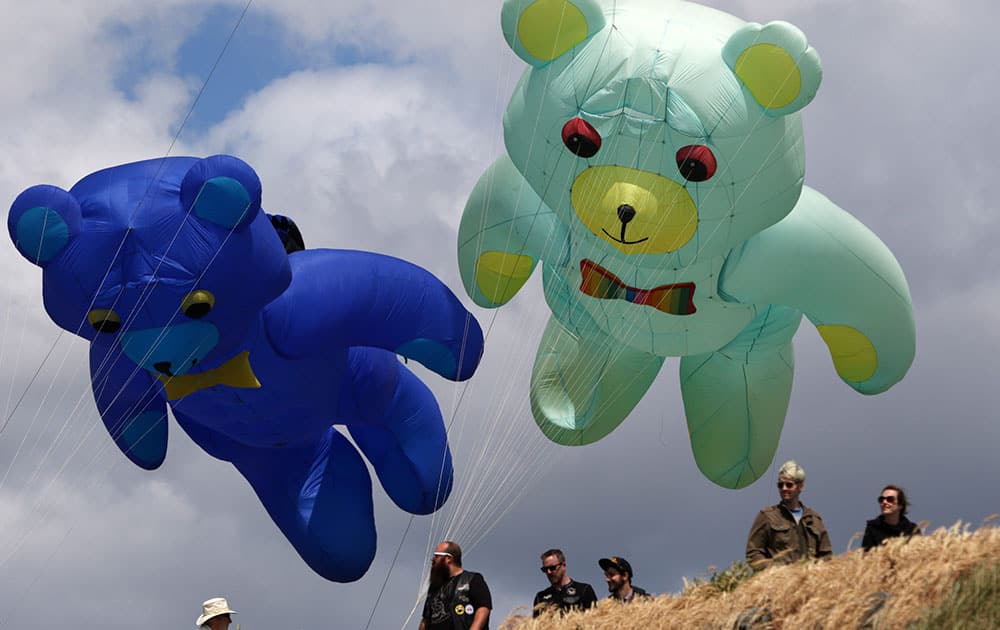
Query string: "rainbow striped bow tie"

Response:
xmin=579 ymin=259 xmax=696 ymax=316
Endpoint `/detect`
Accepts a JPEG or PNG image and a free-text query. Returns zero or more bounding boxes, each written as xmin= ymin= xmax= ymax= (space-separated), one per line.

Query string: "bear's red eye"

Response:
xmin=675 ymin=145 xmax=717 ymax=182
xmin=562 ymin=118 xmax=602 ymax=158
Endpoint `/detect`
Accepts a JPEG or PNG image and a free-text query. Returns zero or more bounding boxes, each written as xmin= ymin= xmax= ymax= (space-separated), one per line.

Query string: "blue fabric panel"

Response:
xmin=16 ymin=207 xmax=69 ymax=263
xmin=192 ymin=176 xmax=251 ymax=229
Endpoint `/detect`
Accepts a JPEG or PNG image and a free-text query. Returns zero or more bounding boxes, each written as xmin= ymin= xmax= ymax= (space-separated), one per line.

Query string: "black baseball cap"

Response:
xmin=599 ymin=556 xmax=633 ymax=578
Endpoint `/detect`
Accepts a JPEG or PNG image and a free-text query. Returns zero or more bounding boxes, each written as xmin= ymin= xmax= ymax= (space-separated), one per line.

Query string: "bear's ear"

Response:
xmin=722 ymin=21 xmax=822 ymax=117
xmin=9 ymin=185 xmax=82 ymax=266
xmin=180 ymin=154 xmax=262 ymax=231
xmin=502 ymin=0 xmax=606 ymax=67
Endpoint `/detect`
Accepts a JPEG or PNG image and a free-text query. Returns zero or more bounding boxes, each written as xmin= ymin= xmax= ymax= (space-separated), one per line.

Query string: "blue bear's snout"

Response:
xmin=120 ymin=322 xmax=220 ymax=377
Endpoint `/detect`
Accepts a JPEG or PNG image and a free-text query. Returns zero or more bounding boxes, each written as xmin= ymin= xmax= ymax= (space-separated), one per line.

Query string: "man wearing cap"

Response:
xmin=420 ymin=541 xmax=492 ymax=630
xmin=532 ymin=549 xmax=598 ymax=617
xmin=196 ymin=597 xmax=236 ymax=630
xmin=746 ymin=459 xmax=833 ymax=570
xmin=599 ymin=556 xmax=651 ymax=603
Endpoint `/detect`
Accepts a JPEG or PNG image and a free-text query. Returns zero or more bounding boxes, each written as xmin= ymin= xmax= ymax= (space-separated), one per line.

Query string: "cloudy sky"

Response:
xmin=0 ymin=0 xmax=997 ymax=628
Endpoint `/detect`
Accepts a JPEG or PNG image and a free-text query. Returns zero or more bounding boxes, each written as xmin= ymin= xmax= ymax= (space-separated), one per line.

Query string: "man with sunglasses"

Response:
xmin=862 ymin=485 xmax=920 ymax=551
xmin=420 ymin=541 xmax=492 ymax=630
xmin=746 ymin=460 xmax=832 ymax=570
xmin=532 ymin=549 xmax=598 ymax=617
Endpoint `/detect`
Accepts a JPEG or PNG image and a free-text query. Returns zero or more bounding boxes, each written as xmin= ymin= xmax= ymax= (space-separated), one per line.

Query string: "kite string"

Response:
xmin=0 ymin=0 xmax=256 ymax=590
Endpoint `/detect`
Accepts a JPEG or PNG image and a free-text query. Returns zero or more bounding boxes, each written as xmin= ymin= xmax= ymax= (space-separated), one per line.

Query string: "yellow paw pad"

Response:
xmin=816 ymin=324 xmax=878 ymax=383
xmin=476 ymin=251 xmax=534 ymax=304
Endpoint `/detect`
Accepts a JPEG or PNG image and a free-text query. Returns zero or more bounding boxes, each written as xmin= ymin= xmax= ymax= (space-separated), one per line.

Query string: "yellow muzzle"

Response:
xmin=571 ymin=166 xmax=698 ymax=255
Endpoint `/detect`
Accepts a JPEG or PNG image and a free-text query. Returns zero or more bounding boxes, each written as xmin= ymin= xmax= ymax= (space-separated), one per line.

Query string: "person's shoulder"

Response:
xmin=755 ymin=504 xmax=784 ymax=522
xmin=534 ymin=585 xmax=554 ymax=599
xmin=801 ymin=504 xmax=826 ymax=521
xmin=633 ymin=586 xmax=652 ymax=597
xmin=572 ymin=579 xmax=596 ymax=590
xmin=865 ymin=516 xmax=881 ymax=528
xmin=467 ymin=571 xmax=489 ymax=587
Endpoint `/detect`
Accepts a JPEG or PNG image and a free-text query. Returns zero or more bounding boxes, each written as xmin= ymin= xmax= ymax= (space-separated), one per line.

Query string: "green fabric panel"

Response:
xmin=720 ymin=187 xmax=915 ymax=394
xmin=681 ymin=306 xmax=800 ymax=489
xmin=457 ymin=155 xmax=564 ymax=307
xmin=530 ymin=315 xmax=664 ymax=445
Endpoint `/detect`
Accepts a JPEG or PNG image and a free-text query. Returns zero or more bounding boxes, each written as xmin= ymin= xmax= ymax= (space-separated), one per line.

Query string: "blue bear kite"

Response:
xmin=9 ymin=155 xmax=484 ymax=582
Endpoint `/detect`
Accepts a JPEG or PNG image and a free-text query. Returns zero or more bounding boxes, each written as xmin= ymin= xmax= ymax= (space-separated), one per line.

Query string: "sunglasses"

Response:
xmin=540 ymin=562 xmax=563 ymax=573
xmin=777 ymin=481 xmax=798 ymax=489
xmin=432 ymin=552 xmax=453 ymax=559
xmin=877 ymin=495 xmax=898 ymax=504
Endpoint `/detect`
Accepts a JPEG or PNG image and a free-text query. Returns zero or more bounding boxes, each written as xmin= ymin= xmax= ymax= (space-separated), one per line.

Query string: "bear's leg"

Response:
xmin=226 ymin=428 xmax=376 ymax=582
xmin=342 ymin=347 xmax=453 ymax=516
xmin=680 ymin=305 xmax=801 ymax=489
xmin=530 ymin=315 xmax=664 ymax=446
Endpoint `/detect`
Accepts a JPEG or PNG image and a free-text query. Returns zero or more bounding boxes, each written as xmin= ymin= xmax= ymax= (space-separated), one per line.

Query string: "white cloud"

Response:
xmin=195 ymin=65 xmax=505 ymax=278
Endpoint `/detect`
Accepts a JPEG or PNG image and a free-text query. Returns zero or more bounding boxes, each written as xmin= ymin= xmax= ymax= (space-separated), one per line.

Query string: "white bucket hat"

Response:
xmin=196 ymin=597 xmax=237 ymax=626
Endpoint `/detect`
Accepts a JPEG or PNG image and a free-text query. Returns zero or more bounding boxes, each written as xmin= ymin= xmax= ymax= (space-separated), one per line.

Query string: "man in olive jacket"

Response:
xmin=746 ymin=460 xmax=832 ymax=570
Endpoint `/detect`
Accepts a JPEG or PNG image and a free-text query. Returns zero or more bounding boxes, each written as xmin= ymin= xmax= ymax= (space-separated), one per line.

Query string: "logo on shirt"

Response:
xmin=429 ymin=598 xmax=449 ymax=624
xmin=455 ymin=604 xmax=465 ymax=615
xmin=465 ymin=605 xmax=474 ymax=615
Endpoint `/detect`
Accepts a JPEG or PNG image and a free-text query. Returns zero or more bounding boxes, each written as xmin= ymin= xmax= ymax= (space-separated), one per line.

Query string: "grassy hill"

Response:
xmin=499 ymin=520 xmax=999 ymax=629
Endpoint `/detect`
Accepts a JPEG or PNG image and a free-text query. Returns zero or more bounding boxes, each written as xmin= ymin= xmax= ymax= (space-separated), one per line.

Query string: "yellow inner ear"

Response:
xmin=733 ymin=43 xmax=802 ymax=109
xmin=476 ymin=251 xmax=534 ymax=304
xmin=816 ymin=324 xmax=878 ymax=383
xmin=518 ymin=0 xmax=589 ymax=62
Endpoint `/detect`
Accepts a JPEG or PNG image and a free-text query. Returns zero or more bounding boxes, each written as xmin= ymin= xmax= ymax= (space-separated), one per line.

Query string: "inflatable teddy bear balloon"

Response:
xmin=10 ymin=154 xmax=483 ymax=581
xmin=458 ymin=0 xmax=915 ymax=488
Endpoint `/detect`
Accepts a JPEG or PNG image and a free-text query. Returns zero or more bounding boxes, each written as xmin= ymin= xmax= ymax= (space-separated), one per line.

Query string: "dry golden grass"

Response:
xmin=498 ymin=520 xmax=1000 ymax=630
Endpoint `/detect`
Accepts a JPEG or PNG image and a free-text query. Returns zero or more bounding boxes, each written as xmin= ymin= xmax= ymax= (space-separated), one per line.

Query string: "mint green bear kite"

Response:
xmin=458 ymin=0 xmax=915 ymax=488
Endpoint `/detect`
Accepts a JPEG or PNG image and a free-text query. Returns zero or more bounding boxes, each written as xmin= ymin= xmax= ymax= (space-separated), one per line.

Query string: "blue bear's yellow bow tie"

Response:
xmin=157 ymin=351 xmax=261 ymax=401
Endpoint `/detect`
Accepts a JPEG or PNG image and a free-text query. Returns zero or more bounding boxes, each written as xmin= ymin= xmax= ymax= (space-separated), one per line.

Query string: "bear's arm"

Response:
xmin=719 ymin=186 xmax=915 ymax=395
xmin=262 ymin=250 xmax=483 ymax=381
xmin=458 ymin=155 xmax=567 ymax=307
xmin=89 ymin=342 xmax=168 ymax=470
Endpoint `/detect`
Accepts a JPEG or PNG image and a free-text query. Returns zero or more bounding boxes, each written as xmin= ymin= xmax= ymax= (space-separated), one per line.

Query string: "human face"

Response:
xmin=878 ymin=488 xmax=902 ymax=518
xmin=541 ymin=555 xmax=566 ymax=586
xmin=777 ymin=476 xmax=802 ymax=504
xmin=206 ymin=615 xmax=230 ymax=630
xmin=432 ymin=543 xmax=453 ymax=565
xmin=430 ymin=543 xmax=454 ymax=587
xmin=604 ymin=568 xmax=626 ymax=594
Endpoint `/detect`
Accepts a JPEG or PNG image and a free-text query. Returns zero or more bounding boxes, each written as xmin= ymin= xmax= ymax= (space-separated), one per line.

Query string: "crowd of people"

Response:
xmin=412 ymin=459 xmax=921 ymax=629
xmin=195 ymin=460 xmax=921 ymax=629
xmin=746 ymin=460 xmax=920 ymax=570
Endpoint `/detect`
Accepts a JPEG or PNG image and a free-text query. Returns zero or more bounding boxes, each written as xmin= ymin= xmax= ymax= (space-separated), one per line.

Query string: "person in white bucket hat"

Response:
xmin=196 ymin=597 xmax=237 ymax=629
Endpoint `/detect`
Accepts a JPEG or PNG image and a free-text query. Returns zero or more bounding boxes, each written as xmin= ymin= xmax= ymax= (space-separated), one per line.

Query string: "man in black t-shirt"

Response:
xmin=421 ymin=541 xmax=492 ymax=630
xmin=532 ymin=548 xmax=598 ymax=617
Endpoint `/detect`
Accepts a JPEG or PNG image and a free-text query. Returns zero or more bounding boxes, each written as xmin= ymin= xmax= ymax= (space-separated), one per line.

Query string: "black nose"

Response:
xmin=617 ymin=204 xmax=636 ymax=224
xmin=153 ymin=362 xmax=173 ymax=376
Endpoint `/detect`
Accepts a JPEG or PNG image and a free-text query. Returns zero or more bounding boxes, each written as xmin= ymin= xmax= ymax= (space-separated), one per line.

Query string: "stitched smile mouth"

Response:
xmin=601 ymin=229 xmax=648 ymax=245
